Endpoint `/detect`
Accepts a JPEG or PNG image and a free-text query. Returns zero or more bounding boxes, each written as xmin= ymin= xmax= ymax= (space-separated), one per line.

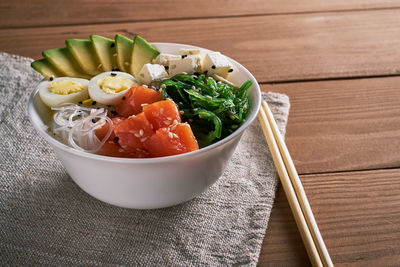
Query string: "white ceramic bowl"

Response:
xmin=28 ymin=43 xmax=261 ymax=209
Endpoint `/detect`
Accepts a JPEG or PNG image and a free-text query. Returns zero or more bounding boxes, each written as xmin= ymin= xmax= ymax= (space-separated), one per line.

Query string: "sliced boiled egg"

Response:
xmin=88 ymin=71 xmax=137 ymax=105
xmin=38 ymin=77 xmax=89 ymax=108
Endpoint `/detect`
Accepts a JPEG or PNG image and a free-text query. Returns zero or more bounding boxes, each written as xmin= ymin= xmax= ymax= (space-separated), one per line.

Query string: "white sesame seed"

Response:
xmin=170 ymin=125 xmax=177 ymax=130
xmin=179 ymin=110 xmax=184 ymax=114
xmin=113 ymin=53 xmax=117 ymax=57
xmin=124 ymin=62 xmax=130 ymax=66
xmin=141 ymin=103 xmax=148 ymax=107
xmin=129 ymin=114 xmax=136 ymax=118
xmin=134 ymin=133 xmax=141 ymax=138
xmin=140 ymin=137 xmax=148 ymax=142
xmin=118 ymin=148 xmax=125 ymax=153
xmin=139 ymin=129 xmax=144 ymax=136
xmin=167 ymin=117 xmax=172 ymax=120
xmin=168 ymin=132 xmax=174 ymax=139
xmin=98 ymin=64 xmax=102 ymax=69
xmin=164 ymin=120 xmax=170 ymax=125
xmin=173 ymin=120 xmax=178 ymax=125
xmin=160 ymin=84 xmax=166 ymax=89
xmin=108 ymin=141 xmax=114 ymax=144
xmin=172 ymin=133 xmax=179 ymax=138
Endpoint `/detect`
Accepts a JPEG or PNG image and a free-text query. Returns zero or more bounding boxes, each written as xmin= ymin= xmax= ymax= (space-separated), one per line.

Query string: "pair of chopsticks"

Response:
xmin=258 ymin=100 xmax=333 ymax=267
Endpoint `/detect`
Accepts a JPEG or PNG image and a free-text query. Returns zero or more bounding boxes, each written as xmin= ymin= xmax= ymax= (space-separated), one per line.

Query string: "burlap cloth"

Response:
xmin=0 ymin=52 xmax=290 ymax=266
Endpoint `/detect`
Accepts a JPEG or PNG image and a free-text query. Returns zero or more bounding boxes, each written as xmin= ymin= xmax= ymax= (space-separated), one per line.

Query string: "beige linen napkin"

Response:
xmin=0 ymin=52 xmax=290 ymax=266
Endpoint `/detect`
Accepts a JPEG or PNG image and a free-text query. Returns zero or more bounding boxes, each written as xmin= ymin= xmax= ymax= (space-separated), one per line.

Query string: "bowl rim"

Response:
xmin=28 ymin=42 xmax=261 ymax=164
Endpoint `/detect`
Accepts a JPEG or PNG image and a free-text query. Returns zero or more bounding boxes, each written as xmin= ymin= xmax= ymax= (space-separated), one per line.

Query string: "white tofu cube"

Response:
xmin=168 ymin=54 xmax=202 ymax=77
xmin=180 ymin=48 xmax=207 ymax=65
xmin=152 ymin=53 xmax=181 ymax=66
xmin=138 ymin=63 xmax=168 ymax=85
xmin=202 ymin=52 xmax=233 ymax=78
xmin=179 ymin=48 xmax=207 ymax=56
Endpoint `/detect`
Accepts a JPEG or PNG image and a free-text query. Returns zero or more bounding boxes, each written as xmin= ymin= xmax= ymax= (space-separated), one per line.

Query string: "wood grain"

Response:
xmin=259 ymin=168 xmax=400 ymax=266
xmin=2 ymin=9 xmax=400 ymax=83
xmin=262 ymin=77 xmax=400 ymax=174
xmin=1 ymin=0 xmax=400 ymax=28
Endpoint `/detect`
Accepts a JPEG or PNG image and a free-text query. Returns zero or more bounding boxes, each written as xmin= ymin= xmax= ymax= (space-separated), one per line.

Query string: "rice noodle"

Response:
xmin=51 ymin=104 xmax=113 ymax=153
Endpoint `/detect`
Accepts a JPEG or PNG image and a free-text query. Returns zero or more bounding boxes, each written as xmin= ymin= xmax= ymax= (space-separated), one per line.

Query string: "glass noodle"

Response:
xmin=51 ymin=104 xmax=113 ymax=153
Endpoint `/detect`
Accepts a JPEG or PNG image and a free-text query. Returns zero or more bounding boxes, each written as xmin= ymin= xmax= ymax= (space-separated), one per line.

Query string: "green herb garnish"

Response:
xmin=160 ymin=74 xmax=252 ymax=147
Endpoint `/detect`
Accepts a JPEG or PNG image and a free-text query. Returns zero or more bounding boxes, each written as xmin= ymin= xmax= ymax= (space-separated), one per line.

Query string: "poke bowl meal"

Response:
xmin=28 ymin=34 xmax=261 ymax=209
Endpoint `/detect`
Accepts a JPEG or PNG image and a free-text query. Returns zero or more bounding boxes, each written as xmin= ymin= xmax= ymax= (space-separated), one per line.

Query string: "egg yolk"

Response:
xmin=97 ymin=75 xmax=133 ymax=94
xmin=49 ymin=80 xmax=84 ymax=95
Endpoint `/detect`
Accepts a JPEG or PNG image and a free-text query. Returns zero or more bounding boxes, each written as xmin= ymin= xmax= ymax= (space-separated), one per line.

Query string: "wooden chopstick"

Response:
xmin=258 ymin=100 xmax=333 ymax=267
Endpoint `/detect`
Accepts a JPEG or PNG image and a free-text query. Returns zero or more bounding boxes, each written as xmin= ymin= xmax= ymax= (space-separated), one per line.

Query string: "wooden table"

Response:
xmin=1 ymin=1 xmax=400 ymax=265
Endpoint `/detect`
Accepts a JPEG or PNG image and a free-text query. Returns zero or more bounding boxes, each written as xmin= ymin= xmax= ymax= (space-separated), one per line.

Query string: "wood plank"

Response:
xmin=262 ymin=77 xmax=400 ymax=174
xmin=259 ymin=168 xmax=400 ymax=266
xmin=2 ymin=9 xmax=400 ymax=82
xmin=1 ymin=0 xmax=400 ymax=28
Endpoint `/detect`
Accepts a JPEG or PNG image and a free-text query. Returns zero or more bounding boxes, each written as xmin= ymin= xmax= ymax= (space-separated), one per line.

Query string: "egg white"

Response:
xmin=38 ymin=77 xmax=89 ymax=108
xmin=88 ymin=71 xmax=137 ymax=105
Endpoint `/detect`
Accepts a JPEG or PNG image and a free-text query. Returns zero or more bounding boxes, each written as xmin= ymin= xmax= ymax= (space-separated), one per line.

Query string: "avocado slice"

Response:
xmin=42 ymin=48 xmax=91 ymax=79
xmin=115 ymin=34 xmax=134 ymax=72
xmin=31 ymin=58 xmax=63 ymax=80
xmin=66 ymin=39 xmax=101 ymax=76
xmin=90 ymin=35 xmax=117 ymax=72
xmin=130 ymin=35 xmax=160 ymax=77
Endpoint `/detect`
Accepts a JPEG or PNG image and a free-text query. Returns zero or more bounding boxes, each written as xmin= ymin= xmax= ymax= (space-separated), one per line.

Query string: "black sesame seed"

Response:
xmin=164 ymin=65 xmax=169 ymax=70
xmin=49 ymin=77 xmax=54 ymax=81
xmin=111 ymin=110 xmax=118 ymax=115
xmin=91 ymin=118 xmax=96 ymax=123
xmin=228 ymin=68 xmax=233 ymax=72
xmin=193 ymin=72 xmax=200 ymax=76
xmin=92 ymin=101 xmax=97 ymax=105
xmin=111 ymin=43 xmax=115 ymax=48
xmin=77 ymin=114 xmax=81 ymax=117
xmin=181 ymin=55 xmax=187 ymax=59
xmin=111 ymin=73 xmax=117 ymax=76
xmin=122 ymin=96 xmax=126 ymax=100
xmin=204 ymin=70 xmax=208 ymax=75
xmin=193 ymin=76 xmax=198 ymax=80
xmin=211 ymin=65 xmax=216 ymax=69
xmin=113 ymin=137 xmax=119 ymax=143
xmin=78 ymin=101 xmax=82 ymax=104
